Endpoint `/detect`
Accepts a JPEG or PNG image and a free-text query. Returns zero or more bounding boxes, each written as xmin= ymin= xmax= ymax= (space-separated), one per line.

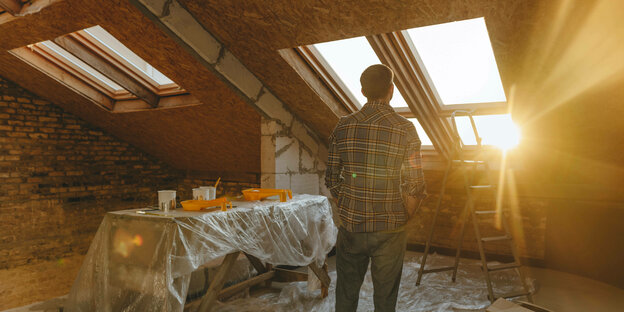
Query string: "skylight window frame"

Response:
xmin=297 ymin=45 xmax=361 ymax=113
xmin=296 ymin=39 xmax=437 ymax=151
xmin=31 ymin=41 xmax=135 ymax=100
xmin=400 ymin=22 xmax=508 ymax=114
xmin=293 ymin=18 xmax=511 ymax=158
xmin=72 ymin=29 xmax=186 ymax=97
xmin=10 ymin=25 xmax=201 ymax=113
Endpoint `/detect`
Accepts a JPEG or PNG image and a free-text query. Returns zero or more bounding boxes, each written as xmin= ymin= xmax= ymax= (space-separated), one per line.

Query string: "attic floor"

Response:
xmin=4 ymin=251 xmax=623 ymax=312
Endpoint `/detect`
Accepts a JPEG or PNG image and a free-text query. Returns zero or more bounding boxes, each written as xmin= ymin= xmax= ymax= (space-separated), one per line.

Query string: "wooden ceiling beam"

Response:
xmin=53 ymin=34 xmax=159 ymax=107
xmin=0 ymin=0 xmax=22 ymax=16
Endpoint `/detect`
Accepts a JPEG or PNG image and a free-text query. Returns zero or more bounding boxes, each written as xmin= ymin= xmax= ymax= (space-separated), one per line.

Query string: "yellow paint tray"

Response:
xmin=181 ymin=197 xmax=233 ymax=211
xmin=242 ymin=188 xmax=292 ymax=202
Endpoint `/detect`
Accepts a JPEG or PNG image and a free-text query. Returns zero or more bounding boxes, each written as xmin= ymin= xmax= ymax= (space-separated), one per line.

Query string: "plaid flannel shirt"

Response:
xmin=325 ymin=101 xmax=426 ymax=232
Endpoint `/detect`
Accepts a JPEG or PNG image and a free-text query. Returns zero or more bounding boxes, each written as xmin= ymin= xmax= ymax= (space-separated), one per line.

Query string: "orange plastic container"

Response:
xmin=242 ymin=188 xmax=293 ymax=202
xmin=181 ymin=197 xmax=233 ymax=211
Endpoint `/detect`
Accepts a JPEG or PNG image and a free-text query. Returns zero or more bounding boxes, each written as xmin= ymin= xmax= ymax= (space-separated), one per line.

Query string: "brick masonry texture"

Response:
xmin=0 ymin=76 xmax=258 ymax=310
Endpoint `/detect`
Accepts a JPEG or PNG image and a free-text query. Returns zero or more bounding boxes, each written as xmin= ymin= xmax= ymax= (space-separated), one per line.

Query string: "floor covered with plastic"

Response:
xmin=214 ymin=253 xmax=535 ymax=312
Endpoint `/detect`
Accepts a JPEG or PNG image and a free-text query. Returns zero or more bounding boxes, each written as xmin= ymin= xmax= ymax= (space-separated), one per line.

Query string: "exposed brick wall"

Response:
xmin=0 ymin=76 xmax=258 ymax=310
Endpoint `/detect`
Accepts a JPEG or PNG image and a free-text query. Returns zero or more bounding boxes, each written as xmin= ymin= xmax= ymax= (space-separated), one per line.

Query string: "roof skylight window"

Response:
xmin=83 ymin=26 xmax=175 ymax=87
xmin=11 ymin=25 xmax=199 ymax=112
xmin=314 ymin=36 xmax=409 ymax=108
xmin=407 ymin=118 xmax=433 ymax=146
xmin=38 ymin=41 xmax=125 ymax=92
xmin=454 ymin=114 xmax=520 ymax=150
xmin=406 ymin=17 xmax=506 ymax=105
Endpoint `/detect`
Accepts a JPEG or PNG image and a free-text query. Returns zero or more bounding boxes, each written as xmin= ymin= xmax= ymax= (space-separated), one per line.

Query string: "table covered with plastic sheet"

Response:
xmin=64 ymin=194 xmax=337 ymax=312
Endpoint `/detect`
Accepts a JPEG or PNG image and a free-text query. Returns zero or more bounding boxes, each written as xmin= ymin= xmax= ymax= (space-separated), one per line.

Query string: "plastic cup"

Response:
xmin=193 ymin=188 xmax=212 ymax=200
xmin=158 ymin=190 xmax=176 ymax=212
xmin=199 ymin=186 xmax=216 ymax=200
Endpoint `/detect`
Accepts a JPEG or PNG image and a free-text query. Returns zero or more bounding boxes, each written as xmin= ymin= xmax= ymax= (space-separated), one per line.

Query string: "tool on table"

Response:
xmin=181 ymin=197 xmax=233 ymax=212
xmin=136 ymin=210 xmax=167 ymax=216
xmin=242 ymin=188 xmax=292 ymax=202
xmin=214 ymin=177 xmax=221 ymax=189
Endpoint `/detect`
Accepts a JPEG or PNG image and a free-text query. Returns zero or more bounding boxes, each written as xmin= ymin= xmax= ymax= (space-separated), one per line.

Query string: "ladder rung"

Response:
xmin=422 ymin=266 xmax=455 ymax=274
xmin=469 ymin=185 xmax=495 ymax=190
xmin=487 ymin=262 xmax=521 ymax=272
xmin=481 ymin=235 xmax=511 ymax=242
xmin=475 ymin=210 xmax=497 ymax=215
xmin=495 ymin=290 xmax=531 ymax=300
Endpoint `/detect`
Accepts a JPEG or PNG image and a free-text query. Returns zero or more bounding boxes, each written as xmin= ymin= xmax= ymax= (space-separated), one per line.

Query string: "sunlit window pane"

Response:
xmin=406 ymin=17 xmax=506 ymax=105
xmin=407 ymin=118 xmax=433 ymax=146
xmin=40 ymin=41 xmax=124 ymax=92
xmin=84 ymin=26 xmax=175 ymax=86
xmin=454 ymin=114 xmax=520 ymax=150
xmin=314 ymin=37 xmax=409 ymax=108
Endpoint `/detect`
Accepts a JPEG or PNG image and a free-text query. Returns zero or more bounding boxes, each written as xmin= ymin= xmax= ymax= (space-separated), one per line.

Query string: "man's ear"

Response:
xmin=361 ymin=88 xmax=366 ymax=97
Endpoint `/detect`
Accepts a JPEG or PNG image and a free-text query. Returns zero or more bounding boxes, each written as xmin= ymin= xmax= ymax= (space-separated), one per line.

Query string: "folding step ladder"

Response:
xmin=415 ymin=110 xmax=533 ymax=303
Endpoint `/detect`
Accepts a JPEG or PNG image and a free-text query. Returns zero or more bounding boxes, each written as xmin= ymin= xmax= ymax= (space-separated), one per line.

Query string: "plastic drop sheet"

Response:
xmin=64 ymin=194 xmax=337 ymax=312
xmin=216 ymin=253 xmax=537 ymax=312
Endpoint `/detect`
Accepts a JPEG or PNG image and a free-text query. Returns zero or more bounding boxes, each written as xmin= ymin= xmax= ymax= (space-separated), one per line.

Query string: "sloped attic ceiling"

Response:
xmin=177 ymin=0 xmax=540 ymax=140
xmin=0 ymin=0 xmax=261 ymax=182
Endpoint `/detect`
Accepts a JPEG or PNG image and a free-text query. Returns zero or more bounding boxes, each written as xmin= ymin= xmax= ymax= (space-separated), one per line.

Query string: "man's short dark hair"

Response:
xmin=360 ymin=64 xmax=394 ymax=99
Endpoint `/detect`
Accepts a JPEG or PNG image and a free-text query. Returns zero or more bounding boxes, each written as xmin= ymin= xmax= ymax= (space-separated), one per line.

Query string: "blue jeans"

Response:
xmin=335 ymin=227 xmax=407 ymax=312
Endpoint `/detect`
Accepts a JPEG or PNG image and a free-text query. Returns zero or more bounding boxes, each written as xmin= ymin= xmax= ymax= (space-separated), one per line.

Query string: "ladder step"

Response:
xmin=469 ymin=185 xmax=495 ymax=190
xmin=481 ymin=235 xmax=511 ymax=242
xmin=487 ymin=262 xmax=521 ymax=272
xmin=422 ymin=266 xmax=455 ymax=274
xmin=475 ymin=210 xmax=498 ymax=215
xmin=495 ymin=290 xmax=531 ymax=300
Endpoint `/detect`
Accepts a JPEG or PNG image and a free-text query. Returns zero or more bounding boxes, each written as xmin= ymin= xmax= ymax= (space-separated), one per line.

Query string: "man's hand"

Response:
xmin=404 ymin=194 xmax=426 ymax=221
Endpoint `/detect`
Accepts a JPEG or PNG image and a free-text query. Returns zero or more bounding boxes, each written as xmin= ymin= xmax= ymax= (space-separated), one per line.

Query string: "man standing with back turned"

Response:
xmin=325 ymin=64 xmax=427 ymax=312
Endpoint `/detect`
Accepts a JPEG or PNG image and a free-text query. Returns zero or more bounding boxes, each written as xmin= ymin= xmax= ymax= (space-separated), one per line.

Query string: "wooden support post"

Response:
xmin=308 ymin=262 xmax=331 ymax=298
xmin=243 ymin=252 xmax=267 ymax=274
xmin=197 ymin=251 xmax=240 ymax=312
xmin=0 ymin=0 xmax=22 ymax=16
xmin=53 ymin=35 xmax=160 ymax=107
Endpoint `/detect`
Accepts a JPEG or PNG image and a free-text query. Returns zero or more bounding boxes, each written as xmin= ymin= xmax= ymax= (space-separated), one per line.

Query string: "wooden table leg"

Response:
xmin=308 ymin=262 xmax=331 ymax=299
xmin=264 ymin=263 xmax=273 ymax=287
xmin=198 ymin=251 xmax=240 ymax=312
xmin=244 ymin=252 xmax=267 ymax=274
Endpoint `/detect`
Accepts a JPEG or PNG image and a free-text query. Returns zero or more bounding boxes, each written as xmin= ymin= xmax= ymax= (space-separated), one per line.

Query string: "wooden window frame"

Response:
xmin=76 ymin=29 xmax=186 ymax=96
xmin=9 ymin=26 xmax=201 ymax=113
xmin=297 ymin=46 xmax=361 ymax=114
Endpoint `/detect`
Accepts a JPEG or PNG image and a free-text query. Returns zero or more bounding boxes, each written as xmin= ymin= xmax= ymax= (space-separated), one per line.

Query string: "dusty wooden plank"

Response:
xmin=53 ymin=35 xmax=159 ymax=107
xmin=273 ymin=267 xmax=308 ymax=283
xmin=218 ymin=270 xmax=275 ymax=300
xmin=0 ymin=0 xmax=22 ymax=16
xmin=198 ymin=251 xmax=240 ymax=312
